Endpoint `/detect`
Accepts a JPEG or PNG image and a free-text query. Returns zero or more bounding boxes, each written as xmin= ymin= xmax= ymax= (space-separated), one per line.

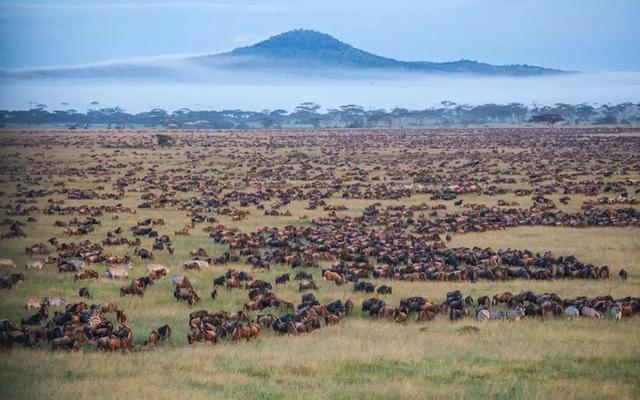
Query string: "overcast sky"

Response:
xmin=0 ymin=0 xmax=638 ymax=71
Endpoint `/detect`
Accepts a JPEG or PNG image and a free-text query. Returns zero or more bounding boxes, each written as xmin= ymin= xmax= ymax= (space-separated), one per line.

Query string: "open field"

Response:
xmin=0 ymin=127 xmax=639 ymax=400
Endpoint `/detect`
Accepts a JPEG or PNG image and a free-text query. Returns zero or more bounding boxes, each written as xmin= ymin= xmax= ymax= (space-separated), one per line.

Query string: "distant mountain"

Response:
xmin=194 ymin=29 xmax=568 ymax=76
xmin=1 ymin=29 xmax=571 ymax=80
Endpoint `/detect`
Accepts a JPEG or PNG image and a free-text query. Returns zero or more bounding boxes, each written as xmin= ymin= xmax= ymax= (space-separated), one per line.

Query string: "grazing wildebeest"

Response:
xmin=619 ymin=268 xmax=628 ymax=280
xmin=492 ymin=292 xmax=513 ymax=306
xmin=174 ymin=288 xmax=199 ymax=306
xmin=294 ymin=271 xmax=313 ymax=281
xmin=354 ymin=281 xmax=375 ymax=293
xmin=74 ymin=269 xmax=98 ymax=282
xmin=147 ymin=324 xmax=172 ymax=346
xmin=299 ymin=280 xmax=319 ymax=292
xmin=120 ymin=283 xmax=144 ymax=297
xmin=79 ymin=287 xmax=92 ymax=299
xmin=275 ymin=273 xmax=290 ymax=285
xmin=183 ymin=260 xmax=209 ymax=271
xmin=376 ymin=285 xmax=392 ymax=295
xmin=0 ymin=273 xmax=24 ymax=289
xmin=21 ymin=308 xmax=48 ymax=326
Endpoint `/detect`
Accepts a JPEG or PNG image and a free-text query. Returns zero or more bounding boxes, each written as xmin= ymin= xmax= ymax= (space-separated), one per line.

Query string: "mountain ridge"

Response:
xmin=191 ymin=29 xmax=569 ymax=76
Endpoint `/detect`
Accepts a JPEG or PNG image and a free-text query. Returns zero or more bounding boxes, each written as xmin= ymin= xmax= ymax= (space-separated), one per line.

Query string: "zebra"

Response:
xmin=476 ymin=308 xmax=504 ymax=321
xmin=106 ymin=262 xmax=131 ymax=279
xmin=564 ymin=305 xmax=580 ymax=320
xmin=25 ymin=298 xmax=43 ymax=310
xmin=504 ymin=308 xmax=525 ymax=321
xmin=0 ymin=258 xmax=16 ymax=268
xmin=610 ymin=306 xmax=622 ymax=320
xmin=44 ymin=297 xmax=67 ymax=307
xmin=25 ymin=259 xmax=46 ymax=270
xmin=88 ymin=309 xmax=102 ymax=328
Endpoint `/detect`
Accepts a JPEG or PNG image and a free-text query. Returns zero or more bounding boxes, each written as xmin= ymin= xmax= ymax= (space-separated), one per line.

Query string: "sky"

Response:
xmin=0 ymin=0 xmax=639 ymax=71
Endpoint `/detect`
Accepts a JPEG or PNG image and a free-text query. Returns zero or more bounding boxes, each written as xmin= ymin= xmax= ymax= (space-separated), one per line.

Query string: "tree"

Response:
xmin=529 ymin=113 xmax=564 ymax=126
xmin=293 ymin=102 xmax=321 ymax=127
xmin=338 ymin=104 xmax=365 ymax=127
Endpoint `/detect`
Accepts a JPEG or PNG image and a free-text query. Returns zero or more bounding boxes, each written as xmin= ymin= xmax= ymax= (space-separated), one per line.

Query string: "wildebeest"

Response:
xmin=79 ymin=287 xmax=92 ymax=299
xmin=0 ymin=273 xmax=24 ymax=289
xmin=21 ymin=308 xmax=48 ymax=326
xmin=354 ymin=281 xmax=375 ymax=293
xmin=183 ymin=260 xmax=209 ymax=271
xmin=147 ymin=324 xmax=172 ymax=346
xmin=619 ymin=268 xmax=628 ymax=280
xmin=174 ymin=287 xmax=200 ymax=306
xmin=376 ymin=285 xmax=392 ymax=295
xmin=120 ymin=283 xmax=144 ymax=297
xmin=74 ymin=269 xmax=98 ymax=282
xmin=275 ymin=273 xmax=290 ymax=285
xmin=299 ymin=280 xmax=319 ymax=292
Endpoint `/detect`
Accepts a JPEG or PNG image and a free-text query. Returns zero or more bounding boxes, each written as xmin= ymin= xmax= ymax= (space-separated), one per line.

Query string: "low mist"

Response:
xmin=1 ymin=68 xmax=639 ymax=112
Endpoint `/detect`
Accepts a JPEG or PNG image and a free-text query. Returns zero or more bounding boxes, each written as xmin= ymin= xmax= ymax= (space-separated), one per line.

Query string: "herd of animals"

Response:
xmin=0 ymin=127 xmax=638 ymax=352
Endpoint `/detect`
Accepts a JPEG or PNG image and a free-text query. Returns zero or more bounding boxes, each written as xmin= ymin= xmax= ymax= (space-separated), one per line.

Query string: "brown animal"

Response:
xmin=299 ymin=280 xmax=319 ymax=292
xmin=619 ymin=269 xmax=628 ymax=280
xmin=116 ymin=310 xmax=127 ymax=324
xmin=234 ymin=322 xmax=261 ymax=341
xmin=74 ymin=269 xmax=99 ymax=282
xmin=492 ymin=292 xmax=513 ymax=305
xmin=323 ymin=270 xmax=344 ymax=285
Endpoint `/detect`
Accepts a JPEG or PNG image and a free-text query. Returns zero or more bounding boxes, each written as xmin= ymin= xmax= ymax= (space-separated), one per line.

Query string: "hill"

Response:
xmin=0 ymin=29 xmax=571 ymax=79
xmin=192 ymin=29 xmax=568 ymax=76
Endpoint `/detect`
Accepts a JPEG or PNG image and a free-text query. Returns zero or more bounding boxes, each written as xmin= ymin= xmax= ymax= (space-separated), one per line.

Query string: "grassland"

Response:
xmin=0 ymin=128 xmax=639 ymax=400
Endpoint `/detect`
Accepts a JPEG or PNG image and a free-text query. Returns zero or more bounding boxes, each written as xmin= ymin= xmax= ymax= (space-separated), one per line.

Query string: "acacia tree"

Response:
xmin=293 ymin=102 xmax=321 ymax=127
xmin=529 ymin=113 xmax=564 ymax=126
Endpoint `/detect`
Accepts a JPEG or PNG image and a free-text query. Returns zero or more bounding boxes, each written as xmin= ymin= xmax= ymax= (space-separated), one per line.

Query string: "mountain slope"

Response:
xmin=192 ymin=29 xmax=569 ymax=76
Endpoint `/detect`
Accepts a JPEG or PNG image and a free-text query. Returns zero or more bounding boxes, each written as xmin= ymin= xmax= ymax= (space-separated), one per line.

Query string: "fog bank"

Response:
xmin=1 ymin=71 xmax=638 ymax=112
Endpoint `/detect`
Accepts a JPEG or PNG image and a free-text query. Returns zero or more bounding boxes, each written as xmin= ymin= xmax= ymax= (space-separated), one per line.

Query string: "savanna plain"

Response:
xmin=0 ymin=127 xmax=639 ymax=400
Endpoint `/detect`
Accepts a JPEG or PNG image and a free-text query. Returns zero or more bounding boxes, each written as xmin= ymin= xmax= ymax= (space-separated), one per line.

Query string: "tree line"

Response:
xmin=1 ymin=101 xmax=638 ymax=129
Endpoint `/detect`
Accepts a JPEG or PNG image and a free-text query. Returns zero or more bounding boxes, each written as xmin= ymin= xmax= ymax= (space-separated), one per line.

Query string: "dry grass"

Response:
xmin=0 ymin=129 xmax=639 ymax=400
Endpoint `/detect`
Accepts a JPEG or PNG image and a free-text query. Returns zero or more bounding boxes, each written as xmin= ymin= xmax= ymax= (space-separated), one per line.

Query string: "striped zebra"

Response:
xmin=476 ymin=308 xmax=504 ymax=321
xmin=0 ymin=258 xmax=16 ymax=268
xmin=25 ymin=298 xmax=43 ymax=310
xmin=25 ymin=259 xmax=46 ymax=270
xmin=504 ymin=308 xmax=525 ymax=321
xmin=106 ymin=262 xmax=131 ymax=279
xmin=88 ymin=309 xmax=103 ymax=328
xmin=45 ymin=297 xmax=67 ymax=308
